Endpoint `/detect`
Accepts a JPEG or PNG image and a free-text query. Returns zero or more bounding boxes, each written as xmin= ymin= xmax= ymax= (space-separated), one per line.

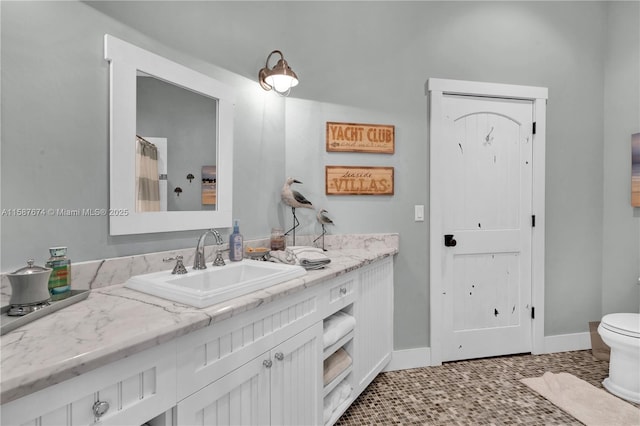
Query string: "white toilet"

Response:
xmin=598 ymin=313 xmax=640 ymax=403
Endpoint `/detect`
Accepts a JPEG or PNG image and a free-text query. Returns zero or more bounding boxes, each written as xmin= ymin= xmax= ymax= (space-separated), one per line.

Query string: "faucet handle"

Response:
xmin=213 ymin=249 xmax=227 ymax=267
xmin=163 ymin=255 xmax=188 ymax=274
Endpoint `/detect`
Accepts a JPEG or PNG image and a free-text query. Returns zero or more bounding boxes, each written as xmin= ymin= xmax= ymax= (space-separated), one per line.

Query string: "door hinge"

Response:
xmin=531 ymin=306 xmax=535 ymax=319
xmin=532 ymin=215 xmax=536 ymax=227
xmin=532 ymin=122 xmax=537 ymax=135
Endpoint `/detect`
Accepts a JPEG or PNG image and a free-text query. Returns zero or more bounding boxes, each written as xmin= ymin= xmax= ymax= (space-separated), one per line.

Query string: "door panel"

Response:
xmin=176 ymin=354 xmax=270 ymax=426
xmin=270 ymin=322 xmax=322 ymax=426
xmin=440 ymin=94 xmax=533 ymax=362
xmin=448 ymin=110 xmax=523 ymax=231
xmin=452 ymin=253 xmax=521 ymax=331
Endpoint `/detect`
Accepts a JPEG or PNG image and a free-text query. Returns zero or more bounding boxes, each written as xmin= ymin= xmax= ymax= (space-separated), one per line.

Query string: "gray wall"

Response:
xmin=1 ymin=1 xmax=638 ymax=351
xmin=1 ymin=1 xmax=286 ymax=271
xmin=602 ymin=2 xmax=640 ymax=314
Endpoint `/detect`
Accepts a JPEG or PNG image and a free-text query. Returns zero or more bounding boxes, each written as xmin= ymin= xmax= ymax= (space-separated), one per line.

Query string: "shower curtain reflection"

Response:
xmin=136 ymin=135 xmax=161 ymax=212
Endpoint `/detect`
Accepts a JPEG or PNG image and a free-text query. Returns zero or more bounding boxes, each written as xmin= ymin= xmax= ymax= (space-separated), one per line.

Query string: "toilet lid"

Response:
xmin=601 ymin=313 xmax=640 ymax=338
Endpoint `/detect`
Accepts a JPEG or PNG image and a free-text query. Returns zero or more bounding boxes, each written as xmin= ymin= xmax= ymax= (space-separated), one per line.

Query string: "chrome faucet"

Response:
xmin=194 ymin=229 xmax=224 ymax=270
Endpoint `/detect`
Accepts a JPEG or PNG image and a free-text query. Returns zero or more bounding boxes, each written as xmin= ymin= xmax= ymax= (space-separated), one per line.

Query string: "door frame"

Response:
xmin=427 ymin=78 xmax=548 ymax=366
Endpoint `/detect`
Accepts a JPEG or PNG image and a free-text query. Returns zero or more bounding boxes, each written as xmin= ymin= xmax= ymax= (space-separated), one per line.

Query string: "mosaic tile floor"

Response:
xmin=337 ymin=350 xmax=639 ymax=425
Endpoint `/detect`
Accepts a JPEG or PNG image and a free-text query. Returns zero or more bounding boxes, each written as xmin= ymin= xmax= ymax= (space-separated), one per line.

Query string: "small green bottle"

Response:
xmin=46 ymin=247 xmax=71 ymax=301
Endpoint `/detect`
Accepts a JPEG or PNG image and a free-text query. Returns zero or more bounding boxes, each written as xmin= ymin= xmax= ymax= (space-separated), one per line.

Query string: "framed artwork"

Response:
xmin=201 ymin=165 xmax=216 ymax=205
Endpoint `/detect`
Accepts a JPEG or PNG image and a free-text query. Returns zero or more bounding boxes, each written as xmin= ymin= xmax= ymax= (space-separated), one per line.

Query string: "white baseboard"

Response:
xmin=385 ymin=333 xmax=592 ymax=372
xmin=543 ymin=332 xmax=592 ymax=354
xmin=383 ymin=347 xmax=431 ymax=372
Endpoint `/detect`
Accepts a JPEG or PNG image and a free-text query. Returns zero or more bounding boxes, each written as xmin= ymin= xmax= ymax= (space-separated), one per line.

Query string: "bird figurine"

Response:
xmin=316 ymin=208 xmax=334 ymax=226
xmin=314 ymin=208 xmax=334 ymax=251
xmin=281 ymin=177 xmax=314 ymax=209
xmin=281 ymin=177 xmax=314 ymax=244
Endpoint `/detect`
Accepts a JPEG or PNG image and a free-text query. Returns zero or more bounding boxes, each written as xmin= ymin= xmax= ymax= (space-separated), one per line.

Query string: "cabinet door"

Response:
xmin=353 ymin=258 xmax=394 ymax=394
xmin=270 ymin=322 xmax=323 ymax=426
xmin=1 ymin=341 xmax=176 ymax=426
xmin=176 ymin=353 xmax=270 ymax=426
xmin=176 ymin=289 xmax=319 ymax=401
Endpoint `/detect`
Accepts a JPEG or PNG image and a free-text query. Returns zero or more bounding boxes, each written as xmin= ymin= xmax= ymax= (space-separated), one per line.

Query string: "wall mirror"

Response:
xmin=104 ymin=34 xmax=235 ymax=235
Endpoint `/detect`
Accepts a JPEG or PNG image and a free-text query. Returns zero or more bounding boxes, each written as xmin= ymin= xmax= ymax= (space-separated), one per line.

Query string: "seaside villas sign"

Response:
xmin=326 ymin=122 xmax=395 ymax=154
xmin=325 ymin=166 xmax=394 ymax=195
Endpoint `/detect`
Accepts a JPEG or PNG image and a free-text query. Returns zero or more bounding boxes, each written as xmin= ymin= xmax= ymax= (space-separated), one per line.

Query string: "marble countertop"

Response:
xmin=0 ymin=240 xmax=397 ymax=404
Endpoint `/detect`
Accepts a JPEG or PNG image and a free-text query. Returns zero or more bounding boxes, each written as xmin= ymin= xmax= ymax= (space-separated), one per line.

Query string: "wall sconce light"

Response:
xmin=258 ymin=50 xmax=299 ymax=95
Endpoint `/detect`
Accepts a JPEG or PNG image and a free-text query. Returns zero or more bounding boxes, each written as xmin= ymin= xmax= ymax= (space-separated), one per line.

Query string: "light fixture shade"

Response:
xmin=265 ymin=72 xmax=298 ymax=93
xmin=259 ymin=50 xmax=299 ymax=95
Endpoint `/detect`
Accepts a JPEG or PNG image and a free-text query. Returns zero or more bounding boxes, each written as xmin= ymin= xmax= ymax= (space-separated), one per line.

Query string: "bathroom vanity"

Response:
xmin=0 ymin=239 xmax=396 ymax=425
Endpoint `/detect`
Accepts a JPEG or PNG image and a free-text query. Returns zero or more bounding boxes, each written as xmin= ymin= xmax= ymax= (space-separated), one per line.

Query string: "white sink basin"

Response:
xmin=125 ymin=259 xmax=307 ymax=308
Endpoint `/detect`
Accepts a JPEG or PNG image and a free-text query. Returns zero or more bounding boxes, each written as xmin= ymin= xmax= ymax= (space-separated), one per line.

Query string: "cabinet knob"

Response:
xmin=274 ymin=352 xmax=284 ymax=361
xmin=92 ymin=400 xmax=110 ymax=418
xmin=340 ymin=287 xmax=347 ymax=295
xmin=263 ymin=359 xmax=273 ymax=368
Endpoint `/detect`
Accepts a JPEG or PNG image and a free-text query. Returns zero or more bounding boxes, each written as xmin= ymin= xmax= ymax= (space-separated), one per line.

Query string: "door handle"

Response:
xmin=444 ymin=234 xmax=457 ymax=247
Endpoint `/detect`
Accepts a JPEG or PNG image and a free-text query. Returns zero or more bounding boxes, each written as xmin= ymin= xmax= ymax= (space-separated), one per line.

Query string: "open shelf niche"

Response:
xmin=322 ymin=304 xmax=355 ymax=425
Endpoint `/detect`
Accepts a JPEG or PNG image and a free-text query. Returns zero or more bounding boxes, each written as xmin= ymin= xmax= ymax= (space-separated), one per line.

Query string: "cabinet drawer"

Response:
xmin=1 ymin=341 xmax=176 ymax=426
xmin=176 ymin=290 xmax=319 ymax=401
xmin=321 ymin=272 xmax=356 ymax=316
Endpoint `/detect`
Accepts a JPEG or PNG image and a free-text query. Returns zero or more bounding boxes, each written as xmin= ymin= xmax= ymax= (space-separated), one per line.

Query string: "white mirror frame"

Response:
xmin=104 ymin=34 xmax=235 ymax=235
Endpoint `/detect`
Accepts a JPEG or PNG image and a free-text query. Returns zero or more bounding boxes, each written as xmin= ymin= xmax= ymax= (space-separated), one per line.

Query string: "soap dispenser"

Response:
xmin=229 ymin=220 xmax=243 ymax=261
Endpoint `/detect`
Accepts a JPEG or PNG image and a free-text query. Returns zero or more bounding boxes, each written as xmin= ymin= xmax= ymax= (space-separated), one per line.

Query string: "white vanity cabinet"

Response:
xmin=173 ymin=258 xmax=394 ymax=426
xmin=0 ymin=340 xmax=177 ymax=426
xmin=1 ymin=253 xmax=395 ymax=426
xmin=176 ymin=322 xmax=322 ymax=425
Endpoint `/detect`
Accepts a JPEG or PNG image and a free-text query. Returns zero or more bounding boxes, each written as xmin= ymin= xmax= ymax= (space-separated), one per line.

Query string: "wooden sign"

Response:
xmin=325 ymin=166 xmax=394 ymax=195
xmin=326 ymin=122 xmax=395 ymax=154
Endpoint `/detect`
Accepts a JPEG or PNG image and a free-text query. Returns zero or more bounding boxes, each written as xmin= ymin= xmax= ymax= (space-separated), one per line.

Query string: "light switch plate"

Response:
xmin=415 ymin=205 xmax=424 ymax=221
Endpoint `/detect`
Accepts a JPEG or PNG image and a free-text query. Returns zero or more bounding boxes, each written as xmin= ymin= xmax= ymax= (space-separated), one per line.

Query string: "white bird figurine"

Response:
xmin=281 ymin=177 xmax=314 ymax=210
xmin=316 ymin=209 xmax=334 ymax=226
xmin=314 ymin=208 xmax=334 ymax=251
xmin=281 ymin=177 xmax=314 ymax=244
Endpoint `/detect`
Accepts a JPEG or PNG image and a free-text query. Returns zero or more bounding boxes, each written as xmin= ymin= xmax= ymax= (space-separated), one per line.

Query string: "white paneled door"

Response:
xmin=433 ymin=90 xmax=537 ymax=362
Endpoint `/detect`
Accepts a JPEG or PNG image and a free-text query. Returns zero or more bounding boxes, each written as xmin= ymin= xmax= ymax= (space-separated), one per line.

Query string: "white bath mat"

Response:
xmin=521 ymin=372 xmax=640 ymax=426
